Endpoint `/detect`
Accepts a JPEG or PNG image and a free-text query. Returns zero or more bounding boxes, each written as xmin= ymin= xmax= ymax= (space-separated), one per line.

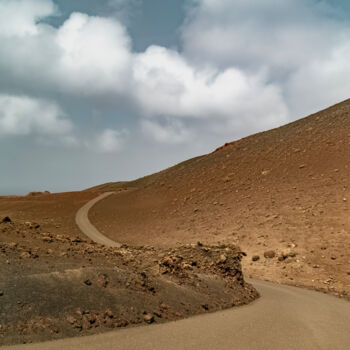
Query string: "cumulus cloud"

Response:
xmin=0 ymin=0 xmax=290 ymax=144
xmin=0 ymin=94 xmax=73 ymax=136
xmin=133 ymin=45 xmax=288 ymax=126
xmin=56 ymin=12 xmax=132 ymax=94
xmin=0 ymin=93 xmax=127 ymax=153
xmin=0 ymin=0 xmax=56 ymax=37
xmin=0 ymin=1 xmax=132 ymax=96
xmin=182 ymin=0 xmax=350 ymax=118
xmin=1 ymin=0 xmax=350 ymax=147
xmin=182 ymin=0 xmax=350 ymax=72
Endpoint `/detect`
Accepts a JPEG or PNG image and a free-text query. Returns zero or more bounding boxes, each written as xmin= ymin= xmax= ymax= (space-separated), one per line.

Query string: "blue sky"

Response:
xmin=1 ymin=0 xmax=350 ymax=194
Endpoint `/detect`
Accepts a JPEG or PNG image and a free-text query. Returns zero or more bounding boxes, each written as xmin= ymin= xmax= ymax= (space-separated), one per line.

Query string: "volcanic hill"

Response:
xmin=90 ymin=98 xmax=350 ymax=297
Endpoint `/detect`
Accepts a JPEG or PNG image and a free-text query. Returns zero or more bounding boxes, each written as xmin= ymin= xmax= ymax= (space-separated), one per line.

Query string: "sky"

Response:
xmin=1 ymin=0 xmax=350 ymax=195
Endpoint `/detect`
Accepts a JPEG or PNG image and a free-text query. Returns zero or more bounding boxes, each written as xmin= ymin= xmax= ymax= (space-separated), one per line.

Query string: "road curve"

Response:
xmin=8 ymin=193 xmax=349 ymax=349
xmin=75 ymin=192 xmax=121 ymax=247
xmin=5 ymin=279 xmax=350 ymax=350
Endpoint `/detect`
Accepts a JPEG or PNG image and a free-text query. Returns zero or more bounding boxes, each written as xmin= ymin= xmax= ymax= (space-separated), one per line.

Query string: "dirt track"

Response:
xmin=5 ymin=279 xmax=350 ymax=350
xmin=75 ymin=192 xmax=120 ymax=247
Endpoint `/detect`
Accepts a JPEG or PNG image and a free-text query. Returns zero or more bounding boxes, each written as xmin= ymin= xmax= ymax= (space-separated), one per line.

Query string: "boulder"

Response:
xmin=264 ymin=250 xmax=276 ymax=259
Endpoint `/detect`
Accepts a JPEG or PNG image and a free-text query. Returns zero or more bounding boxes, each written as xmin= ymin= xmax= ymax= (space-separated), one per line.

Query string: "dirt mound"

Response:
xmin=26 ymin=191 xmax=51 ymax=197
xmin=89 ymin=98 xmax=350 ymax=299
xmin=0 ymin=219 xmax=257 ymax=346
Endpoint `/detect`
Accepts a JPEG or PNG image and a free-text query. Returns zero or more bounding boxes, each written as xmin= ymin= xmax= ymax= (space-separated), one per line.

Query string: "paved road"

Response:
xmin=7 ymin=193 xmax=350 ymax=349
xmin=75 ymin=192 xmax=120 ymax=247
xmin=5 ymin=279 xmax=350 ymax=350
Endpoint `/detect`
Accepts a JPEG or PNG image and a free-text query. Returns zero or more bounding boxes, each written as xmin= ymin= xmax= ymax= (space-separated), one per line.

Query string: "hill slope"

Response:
xmin=91 ymin=99 xmax=350 ymax=297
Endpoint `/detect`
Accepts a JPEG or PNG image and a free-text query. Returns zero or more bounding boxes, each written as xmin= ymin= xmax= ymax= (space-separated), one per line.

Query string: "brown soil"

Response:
xmin=90 ymin=99 xmax=350 ymax=299
xmin=0 ymin=218 xmax=257 ymax=346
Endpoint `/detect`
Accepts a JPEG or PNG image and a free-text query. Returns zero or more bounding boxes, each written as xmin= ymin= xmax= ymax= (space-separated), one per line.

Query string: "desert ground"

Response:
xmin=1 ymin=99 xmax=350 ymax=346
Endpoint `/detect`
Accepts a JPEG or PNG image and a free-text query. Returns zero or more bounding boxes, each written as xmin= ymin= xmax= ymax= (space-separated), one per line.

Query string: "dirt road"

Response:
xmin=4 ymin=278 xmax=350 ymax=350
xmin=75 ymin=192 xmax=120 ymax=247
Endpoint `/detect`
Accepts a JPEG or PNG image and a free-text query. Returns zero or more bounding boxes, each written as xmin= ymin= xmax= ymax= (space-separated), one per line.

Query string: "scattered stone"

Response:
xmin=97 ymin=274 xmax=109 ymax=288
xmin=278 ymin=250 xmax=297 ymax=261
xmin=252 ymin=255 xmax=260 ymax=262
xmin=20 ymin=252 xmax=31 ymax=259
xmin=218 ymin=254 xmax=227 ymax=264
xmin=160 ymin=303 xmax=169 ymax=310
xmin=299 ymin=164 xmax=306 ymax=169
xmin=84 ymin=279 xmax=92 ymax=286
xmin=0 ymin=291 xmax=3 ymax=296
xmin=105 ymin=309 xmax=114 ymax=318
xmin=264 ymin=250 xmax=276 ymax=259
xmin=66 ymin=316 xmax=77 ymax=325
xmin=143 ymin=314 xmax=154 ymax=324
xmin=201 ymin=304 xmax=209 ymax=310
xmin=1 ymin=216 xmax=11 ymax=223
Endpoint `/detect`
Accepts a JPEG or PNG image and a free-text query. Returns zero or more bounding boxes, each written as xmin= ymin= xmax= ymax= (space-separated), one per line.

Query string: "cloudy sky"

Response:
xmin=1 ymin=0 xmax=350 ymax=195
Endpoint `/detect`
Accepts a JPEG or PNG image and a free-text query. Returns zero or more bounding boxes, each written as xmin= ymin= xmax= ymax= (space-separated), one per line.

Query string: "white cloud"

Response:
xmin=180 ymin=0 xmax=350 ymax=123
xmin=182 ymin=0 xmax=349 ymax=72
xmin=0 ymin=2 xmax=132 ymax=96
xmin=133 ymin=45 xmax=289 ymax=134
xmin=55 ymin=12 xmax=132 ymax=94
xmin=1 ymin=0 xmax=350 ymax=147
xmin=91 ymin=128 xmax=127 ymax=153
xmin=0 ymin=0 xmax=56 ymax=37
xmin=0 ymin=94 xmax=73 ymax=136
xmin=287 ymin=42 xmax=350 ymax=116
xmin=0 ymin=0 xmax=289 ymax=139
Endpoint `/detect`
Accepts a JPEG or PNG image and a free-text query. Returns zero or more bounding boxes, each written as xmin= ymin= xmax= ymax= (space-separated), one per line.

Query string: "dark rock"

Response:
xmin=252 ymin=255 xmax=260 ymax=262
xmin=264 ymin=250 xmax=276 ymax=259
xmin=84 ymin=279 xmax=92 ymax=286
xmin=201 ymin=304 xmax=209 ymax=310
xmin=1 ymin=216 xmax=11 ymax=223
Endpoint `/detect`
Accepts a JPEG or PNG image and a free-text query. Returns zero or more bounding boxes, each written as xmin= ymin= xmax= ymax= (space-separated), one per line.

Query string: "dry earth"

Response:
xmin=0 ymin=217 xmax=257 ymax=346
xmin=1 ymin=99 xmax=350 ymax=344
xmin=90 ymin=99 xmax=350 ymax=299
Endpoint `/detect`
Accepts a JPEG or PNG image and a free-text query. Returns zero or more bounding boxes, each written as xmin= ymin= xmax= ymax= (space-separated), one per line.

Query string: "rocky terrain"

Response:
xmin=0 ymin=217 xmax=257 ymax=346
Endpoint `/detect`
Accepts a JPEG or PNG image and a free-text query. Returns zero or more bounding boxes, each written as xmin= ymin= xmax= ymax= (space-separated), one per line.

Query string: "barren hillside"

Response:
xmin=90 ymin=99 xmax=350 ymax=298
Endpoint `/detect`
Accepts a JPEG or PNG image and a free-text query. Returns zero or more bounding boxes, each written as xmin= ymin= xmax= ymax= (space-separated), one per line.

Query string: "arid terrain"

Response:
xmin=90 ymin=99 xmax=350 ymax=299
xmin=1 ymin=99 xmax=350 ymax=345
xmin=0 ymin=216 xmax=257 ymax=345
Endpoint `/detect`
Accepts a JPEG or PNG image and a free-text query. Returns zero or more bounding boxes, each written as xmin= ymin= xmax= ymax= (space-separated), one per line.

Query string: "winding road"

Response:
xmin=75 ymin=192 xmax=120 ymax=248
xmin=5 ymin=192 xmax=350 ymax=349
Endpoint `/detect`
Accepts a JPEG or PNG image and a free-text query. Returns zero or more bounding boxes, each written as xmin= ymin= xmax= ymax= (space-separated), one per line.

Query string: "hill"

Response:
xmin=90 ymin=98 xmax=350 ymax=298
